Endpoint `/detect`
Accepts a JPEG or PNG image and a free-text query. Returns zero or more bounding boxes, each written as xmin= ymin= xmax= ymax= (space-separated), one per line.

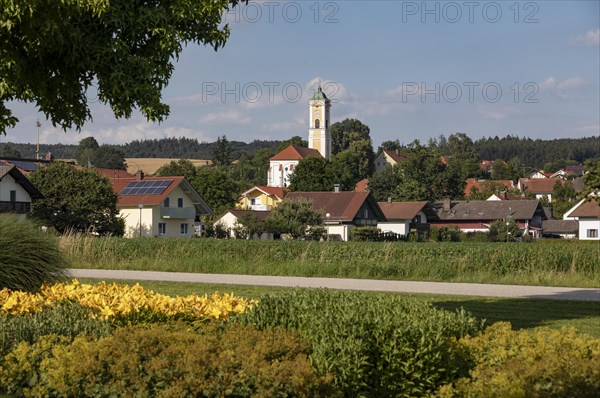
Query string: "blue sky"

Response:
xmin=3 ymin=0 xmax=599 ymax=149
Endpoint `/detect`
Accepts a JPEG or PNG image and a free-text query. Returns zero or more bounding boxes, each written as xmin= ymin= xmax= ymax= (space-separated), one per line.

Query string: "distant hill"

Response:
xmin=0 ymin=137 xmax=283 ymax=160
xmin=1 ymin=135 xmax=598 ymax=168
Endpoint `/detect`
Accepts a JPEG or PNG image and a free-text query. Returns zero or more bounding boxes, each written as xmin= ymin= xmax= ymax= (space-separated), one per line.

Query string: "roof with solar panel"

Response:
xmin=120 ymin=179 xmax=174 ymax=196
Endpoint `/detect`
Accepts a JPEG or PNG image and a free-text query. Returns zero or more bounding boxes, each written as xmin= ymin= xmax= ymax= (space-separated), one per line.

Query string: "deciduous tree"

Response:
xmin=156 ymin=159 xmax=198 ymax=182
xmin=29 ymin=162 xmax=123 ymax=235
xmin=265 ymin=199 xmax=322 ymax=239
xmin=0 ymin=0 xmax=247 ymax=134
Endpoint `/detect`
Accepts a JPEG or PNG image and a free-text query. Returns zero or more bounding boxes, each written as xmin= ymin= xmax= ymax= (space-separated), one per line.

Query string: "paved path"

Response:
xmin=68 ymin=269 xmax=600 ymax=302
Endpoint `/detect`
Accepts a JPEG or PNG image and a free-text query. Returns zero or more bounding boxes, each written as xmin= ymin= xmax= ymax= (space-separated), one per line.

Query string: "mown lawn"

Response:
xmin=78 ymin=278 xmax=600 ymax=338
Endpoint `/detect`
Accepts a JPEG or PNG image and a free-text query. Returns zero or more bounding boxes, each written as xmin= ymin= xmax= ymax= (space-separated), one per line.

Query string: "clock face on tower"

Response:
xmin=314 ymin=109 xmax=321 ymax=116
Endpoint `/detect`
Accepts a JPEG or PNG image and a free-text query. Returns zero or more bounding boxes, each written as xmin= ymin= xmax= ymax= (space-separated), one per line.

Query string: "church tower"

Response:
xmin=308 ymin=85 xmax=331 ymax=159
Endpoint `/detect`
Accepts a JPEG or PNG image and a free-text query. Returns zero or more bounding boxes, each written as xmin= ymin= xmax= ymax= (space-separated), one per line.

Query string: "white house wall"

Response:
xmin=578 ymin=218 xmax=600 ymax=240
xmin=0 ymin=174 xmax=31 ymax=202
xmin=378 ymin=222 xmax=409 ymax=235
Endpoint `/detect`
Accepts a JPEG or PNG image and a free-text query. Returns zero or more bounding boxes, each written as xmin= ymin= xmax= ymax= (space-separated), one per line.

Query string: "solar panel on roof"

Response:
xmin=120 ymin=179 xmax=173 ymax=196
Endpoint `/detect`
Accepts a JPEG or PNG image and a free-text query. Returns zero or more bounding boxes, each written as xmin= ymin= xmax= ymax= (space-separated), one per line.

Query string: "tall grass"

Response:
xmin=60 ymin=237 xmax=600 ymax=287
xmin=0 ymin=214 xmax=67 ymax=291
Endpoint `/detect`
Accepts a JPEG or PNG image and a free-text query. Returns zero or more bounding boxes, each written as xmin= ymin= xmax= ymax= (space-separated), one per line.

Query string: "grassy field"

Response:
xmin=63 ymin=237 xmax=600 ymax=287
xmin=77 ymin=278 xmax=600 ymax=338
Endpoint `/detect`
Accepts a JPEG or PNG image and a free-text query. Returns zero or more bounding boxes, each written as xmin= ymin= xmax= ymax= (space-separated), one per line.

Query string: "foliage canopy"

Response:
xmin=0 ymin=0 xmax=247 ymax=134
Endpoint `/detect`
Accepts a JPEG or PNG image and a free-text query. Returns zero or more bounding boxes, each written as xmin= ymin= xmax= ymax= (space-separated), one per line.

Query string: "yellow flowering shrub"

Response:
xmin=0 ymin=280 xmax=257 ymax=322
xmin=437 ymin=322 xmax=600 ymax=398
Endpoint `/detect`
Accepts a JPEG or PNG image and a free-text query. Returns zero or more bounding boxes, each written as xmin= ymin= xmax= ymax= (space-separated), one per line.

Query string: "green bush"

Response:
xmin=352 ymin=226 xmax=381 ymax=241
xmin=429 ymin=226 xmax=463 ymax=242
xmin=438 ymin=322 xmax=600 ymax=398
xmin=0 ymin=322 xmax=339 ymax=397
xmin=0 ymin=302 xmax=113 ymax=358
xmin=0 ymin=214 xmax=67 ymax=291
xmin=237 ymin=289 xmax=482 ymax=397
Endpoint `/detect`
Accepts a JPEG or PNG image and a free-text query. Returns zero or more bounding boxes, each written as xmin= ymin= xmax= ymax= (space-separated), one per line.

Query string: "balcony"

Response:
xmin=249 ymin=204 xmax=271 ymax=211
xmin=160 ymin=206 xmax=195 ymax=219
xmin=0 ymin=201 xmax=31 ymax=214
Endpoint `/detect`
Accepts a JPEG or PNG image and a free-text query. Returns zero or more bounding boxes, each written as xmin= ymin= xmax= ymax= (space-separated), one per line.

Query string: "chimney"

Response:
xmin=500 ymin=190 xmax=507 ymax=200
xmin=333 ymin=184 xmax=340 ymax=193
xmin=44 ymin=152 xmax=54 ymax=161
xmin=136 ymin=170 xmax=144 ymax=180
xmin=443 ymin=197 xmax=451 ymax=211
xmin=387 ymin=197 xmax=392 ymax=203
xmin=395 ymin=149 xmax=399 ymax=154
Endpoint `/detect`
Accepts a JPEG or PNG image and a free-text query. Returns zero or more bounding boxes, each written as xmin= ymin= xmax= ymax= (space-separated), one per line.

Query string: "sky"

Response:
xmin=2 ymin=0 xmax=599 ymax=149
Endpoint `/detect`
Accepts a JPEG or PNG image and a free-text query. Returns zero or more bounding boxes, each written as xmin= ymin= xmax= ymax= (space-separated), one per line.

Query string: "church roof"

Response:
xmin=270 ymin=145 xmax=322 ymax=161
xmin=310 ymin=85 xmax=329 ymax=101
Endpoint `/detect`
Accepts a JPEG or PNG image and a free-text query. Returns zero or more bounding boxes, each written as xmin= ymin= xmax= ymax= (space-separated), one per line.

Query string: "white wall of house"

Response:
xmin=325 ymin=224 xmax=351 ymax=241
xmin=378 ymin=221 xmax=409 ymax=235
xmin=0 ymin=174 xmax=31 ymax=202
xmin=578 ymin=218 xmax=600 ymax=240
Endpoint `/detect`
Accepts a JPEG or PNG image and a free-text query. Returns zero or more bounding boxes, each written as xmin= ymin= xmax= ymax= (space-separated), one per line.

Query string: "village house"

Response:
xmin=237 ymin=186 xmax=286 ymax=211
xmin=102 ymin=170 xmax=212 ymax=238
xmin=563 ymin=199 xmax=599 ymax=240
xmin=464 ymin=178 xmax=514 ymax=197
xmin=284 ymin=189 xmax=386 ymax=241
xmin=0 ymin=160 xmax=43 ymax=216
xmin=373 ymin=149 xmax=409 ymax=172
xmin=213 ymin=209 xmax=273 ymax=240
xmin=422 ymin=199 xmax=547 ymax=238
xmin=377 ymin=201 xmax=429 ymax=236
xmin=517 ymin=178 xmax=565 ymax=201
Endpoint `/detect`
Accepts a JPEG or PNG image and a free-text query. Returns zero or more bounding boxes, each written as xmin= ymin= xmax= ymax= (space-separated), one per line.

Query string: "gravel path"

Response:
xmin=68 ymin=269 xmax=600 ymax=302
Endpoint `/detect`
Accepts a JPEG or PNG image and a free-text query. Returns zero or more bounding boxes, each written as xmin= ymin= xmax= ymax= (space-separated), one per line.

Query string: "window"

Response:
xmin=250 ymin=198 xmax=256 ymax=205
xmin=178 ymin=198 xmax=183 ymax=208
xmin=158 ymin=223 xmax=166 ymax=235
xmin=180 ymin=223 xmax=188 ymax=235
xmin=587 ymin=229 xmax=598 ymax=238
xmin=363 ymin=209 xmax=369 ymax=219
xmin=415 ymin=215 xmax=422 ymax=224
xmin=315 ymin=119 xmax=320 ymax=128
xmin=163 ymin=198 xmax=170 ymax=207
xmin=9 ymin=190 xmax=16 ymax=202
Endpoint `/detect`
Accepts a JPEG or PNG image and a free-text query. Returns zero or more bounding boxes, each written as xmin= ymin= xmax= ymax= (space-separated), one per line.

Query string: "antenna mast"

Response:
xmin=35 ymin=120 xmax=41 ymax=159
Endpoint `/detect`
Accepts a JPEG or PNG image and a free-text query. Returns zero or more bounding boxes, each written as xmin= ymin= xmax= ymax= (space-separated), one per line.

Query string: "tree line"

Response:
xmin=2 ymin=133 xmax=598 ymax=170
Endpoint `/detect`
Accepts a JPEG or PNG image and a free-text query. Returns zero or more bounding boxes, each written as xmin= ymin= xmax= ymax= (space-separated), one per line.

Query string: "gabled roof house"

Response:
xmin=517 ymin=178 xmax=565 ymax=201
xmin=377 ymin=201 xmax=429 ymax=236
xmin=284 ymin=190 xmax=386 ymax=241
xmin=105 ymin=170 xmax=212 ymax=238
xmin=0 ymin=160 xmax=43 ymax=216
xmin=423 ymin=199 xmax=547 ymax=237
xmin=565 ymin=200 xmax=599 ymax=240
xmin=374 ymin=149 xmax=409 ymax=172
xmin=237 ymin=185 xmax=286 ymax=211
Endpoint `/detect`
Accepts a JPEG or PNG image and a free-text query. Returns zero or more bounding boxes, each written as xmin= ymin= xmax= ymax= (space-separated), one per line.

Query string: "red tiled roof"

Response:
xmin=93 ymin=167 xmax=136 ymax=179
xmin=270 ymin=145 xmax=322 ymax=161
xmin=569 ymin=200 xmax=600 ymax=218
xmin=464 ymin=178 xmax=513 ymax=197
xmin=378 ymin=201 xmax=427 ymax=220
xmin=520 ymin=178 xmax=564 ymax=194
xmin=354 ymin=178 xmax=368 ymax=192
xmin=284 ymin=191 xmax=385 ymax=222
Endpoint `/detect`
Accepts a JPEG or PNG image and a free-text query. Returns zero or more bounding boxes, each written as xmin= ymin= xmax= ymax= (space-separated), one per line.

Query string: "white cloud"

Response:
xmin=260 ymin=120 xmax=303 ymax=133
xmin=557 ymin=77 xmax=585 ymax=90
xmin=570 ymin=29 xmax=600 ymax=46
xmin=576 ymin=124 xmax=600 ymax=134
xmin=198 ymin=110 xmax=251 ymax=125
xmin=477 ymin=105 xmax=523 ymax=120
xmin=537 ymin=76 xmax=587 ymax=99
xmin=39 ymin=124 xmax=213 ymax=146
